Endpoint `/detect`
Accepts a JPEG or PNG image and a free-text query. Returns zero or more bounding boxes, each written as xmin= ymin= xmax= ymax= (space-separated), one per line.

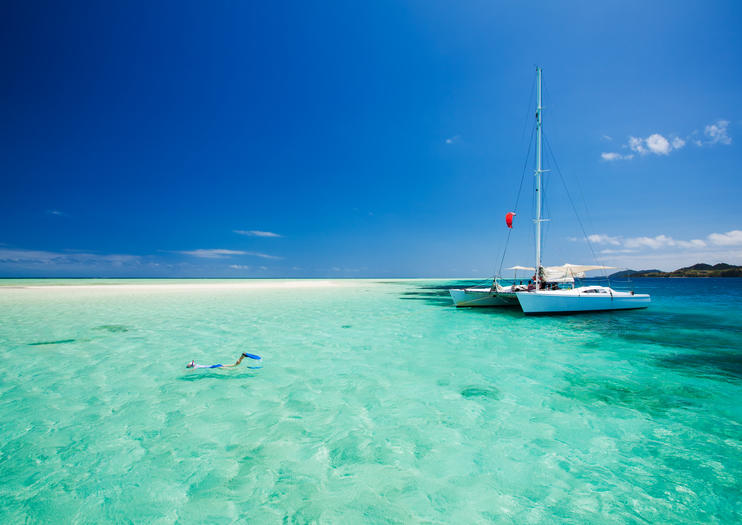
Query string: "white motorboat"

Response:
xmin=450 ymin=67 xmax=650 ymax=314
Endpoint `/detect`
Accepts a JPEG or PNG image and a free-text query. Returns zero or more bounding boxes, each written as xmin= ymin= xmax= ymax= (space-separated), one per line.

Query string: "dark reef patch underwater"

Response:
xmin=94 ymin=324 xmax=130 ymax=333
xmin=28 ymin=339 xmax=76 ymax=346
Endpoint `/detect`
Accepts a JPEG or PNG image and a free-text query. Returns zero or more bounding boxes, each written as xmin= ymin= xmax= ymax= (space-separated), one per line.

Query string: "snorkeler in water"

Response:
xmin=187 ymin=352 xmax=262 ymax=369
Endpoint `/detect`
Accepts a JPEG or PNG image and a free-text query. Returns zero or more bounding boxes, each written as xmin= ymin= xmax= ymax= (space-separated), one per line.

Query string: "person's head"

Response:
xmin=186 ymin=360 xmax=195 ymax=368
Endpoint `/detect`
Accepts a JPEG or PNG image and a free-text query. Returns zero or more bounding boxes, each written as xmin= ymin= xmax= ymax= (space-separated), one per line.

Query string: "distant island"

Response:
xmin=608 ymin=263 xmax=742 ymax=278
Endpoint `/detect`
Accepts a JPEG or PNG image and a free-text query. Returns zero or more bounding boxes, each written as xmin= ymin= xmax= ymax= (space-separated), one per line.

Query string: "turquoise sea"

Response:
xmin=1 ymin=278 xmax=740 ymax=523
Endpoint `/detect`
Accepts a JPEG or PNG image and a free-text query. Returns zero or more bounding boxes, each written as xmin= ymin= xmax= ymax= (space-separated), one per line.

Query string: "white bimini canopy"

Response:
xmin=543 ymin=264 xmax=615 ymax=283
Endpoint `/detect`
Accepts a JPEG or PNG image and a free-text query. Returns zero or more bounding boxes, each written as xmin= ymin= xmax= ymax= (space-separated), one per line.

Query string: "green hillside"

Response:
xmin=629 ymin=263 xmax=742 ymax=278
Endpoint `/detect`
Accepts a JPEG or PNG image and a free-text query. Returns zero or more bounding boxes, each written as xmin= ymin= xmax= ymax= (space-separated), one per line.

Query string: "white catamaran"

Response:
xmin=450 ymin=67 xmax=650 ymax=314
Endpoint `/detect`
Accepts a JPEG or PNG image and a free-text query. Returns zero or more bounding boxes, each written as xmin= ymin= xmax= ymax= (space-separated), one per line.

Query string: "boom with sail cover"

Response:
xmin=542 ymin=264 xmax=615 ymax=283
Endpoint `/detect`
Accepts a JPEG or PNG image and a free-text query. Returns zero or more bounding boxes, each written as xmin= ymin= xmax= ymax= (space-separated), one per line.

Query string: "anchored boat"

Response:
xmin=450 ymin=67 xmax=650 ymax=314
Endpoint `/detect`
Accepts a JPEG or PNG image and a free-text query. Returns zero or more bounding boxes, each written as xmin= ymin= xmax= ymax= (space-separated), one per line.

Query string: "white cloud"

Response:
xmin=629 ymin=134 xmax=676 ymax=156
xmin=645 ymin=134 xmax=671 ymax=155
xmin=0 ymin=248 xmax=141 ymax=266
xmin=588 ymin=234 xmax=621 ymax=245
xmin=229 ymin=264 xmax=250 ymax=270
xmin=248 ymin=252 xmax=282 ymax=260
xmin=601 ymin=152 xmax=634 ymax=161
xmin=46 ymin=209 xmax=67 ymax=216
xmin=179 ymin=249 xmax=247 ymax=259
xmin=598 ymin=249 xmax=742 ymax=272
xmin=179 ymin=249 xmax=281 ymax=260
xmin=585 ymin=230 xmax=742 ymax=254
xmin=708 ymin=230 xmax=742 ymax=246
xmin=623 ymin=234 xmax=707 ymax=250
xmin=628 ymin=136 xmax=646 ymax=154
xmin=234 ymin=230 xmax=282 ymax=238
xmin=445 ymin=135 xmax=460 ymax=144
xmin=677 ymin=239 xmax=708 ymax=248
xmin=704 ymin=120 xmax=731 ymax=145
xmin=599 ymin=248 xmax=637 ymax=254
xmin=588 ymin=232 xmax=741 ymax=270
xmin=623 ymin=235 xmax=669 ymax=249
xmin=603 ymin=119 xmax=731 ymax=161
xmin=601 ymin=135 xmax=613 ymax=142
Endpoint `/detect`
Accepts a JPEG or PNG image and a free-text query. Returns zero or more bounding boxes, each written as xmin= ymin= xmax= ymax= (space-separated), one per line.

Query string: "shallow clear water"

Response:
xmin=1 ymin=278 xmax=741 ymax=523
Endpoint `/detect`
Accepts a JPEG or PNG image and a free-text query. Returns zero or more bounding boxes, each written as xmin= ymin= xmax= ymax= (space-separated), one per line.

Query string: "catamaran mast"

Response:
xmin=535 ymin=66 xmax=544 ymax=288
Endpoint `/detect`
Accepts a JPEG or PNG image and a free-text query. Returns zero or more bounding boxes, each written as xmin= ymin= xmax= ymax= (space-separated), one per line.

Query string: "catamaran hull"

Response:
xmin=450 ymin=288 xmax=519 ymax=307
xmin=515 ymin=291 xmax=650 ymax=314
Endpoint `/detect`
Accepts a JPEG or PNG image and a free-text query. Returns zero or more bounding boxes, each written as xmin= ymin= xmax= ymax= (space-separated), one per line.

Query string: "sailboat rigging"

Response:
xmin=449 ymin=67 xmax=650 ymax=314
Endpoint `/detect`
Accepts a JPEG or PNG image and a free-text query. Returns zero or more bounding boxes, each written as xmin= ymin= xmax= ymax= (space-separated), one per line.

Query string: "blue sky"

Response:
xmin=1 ymin=1 xmax=741 ymax=277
